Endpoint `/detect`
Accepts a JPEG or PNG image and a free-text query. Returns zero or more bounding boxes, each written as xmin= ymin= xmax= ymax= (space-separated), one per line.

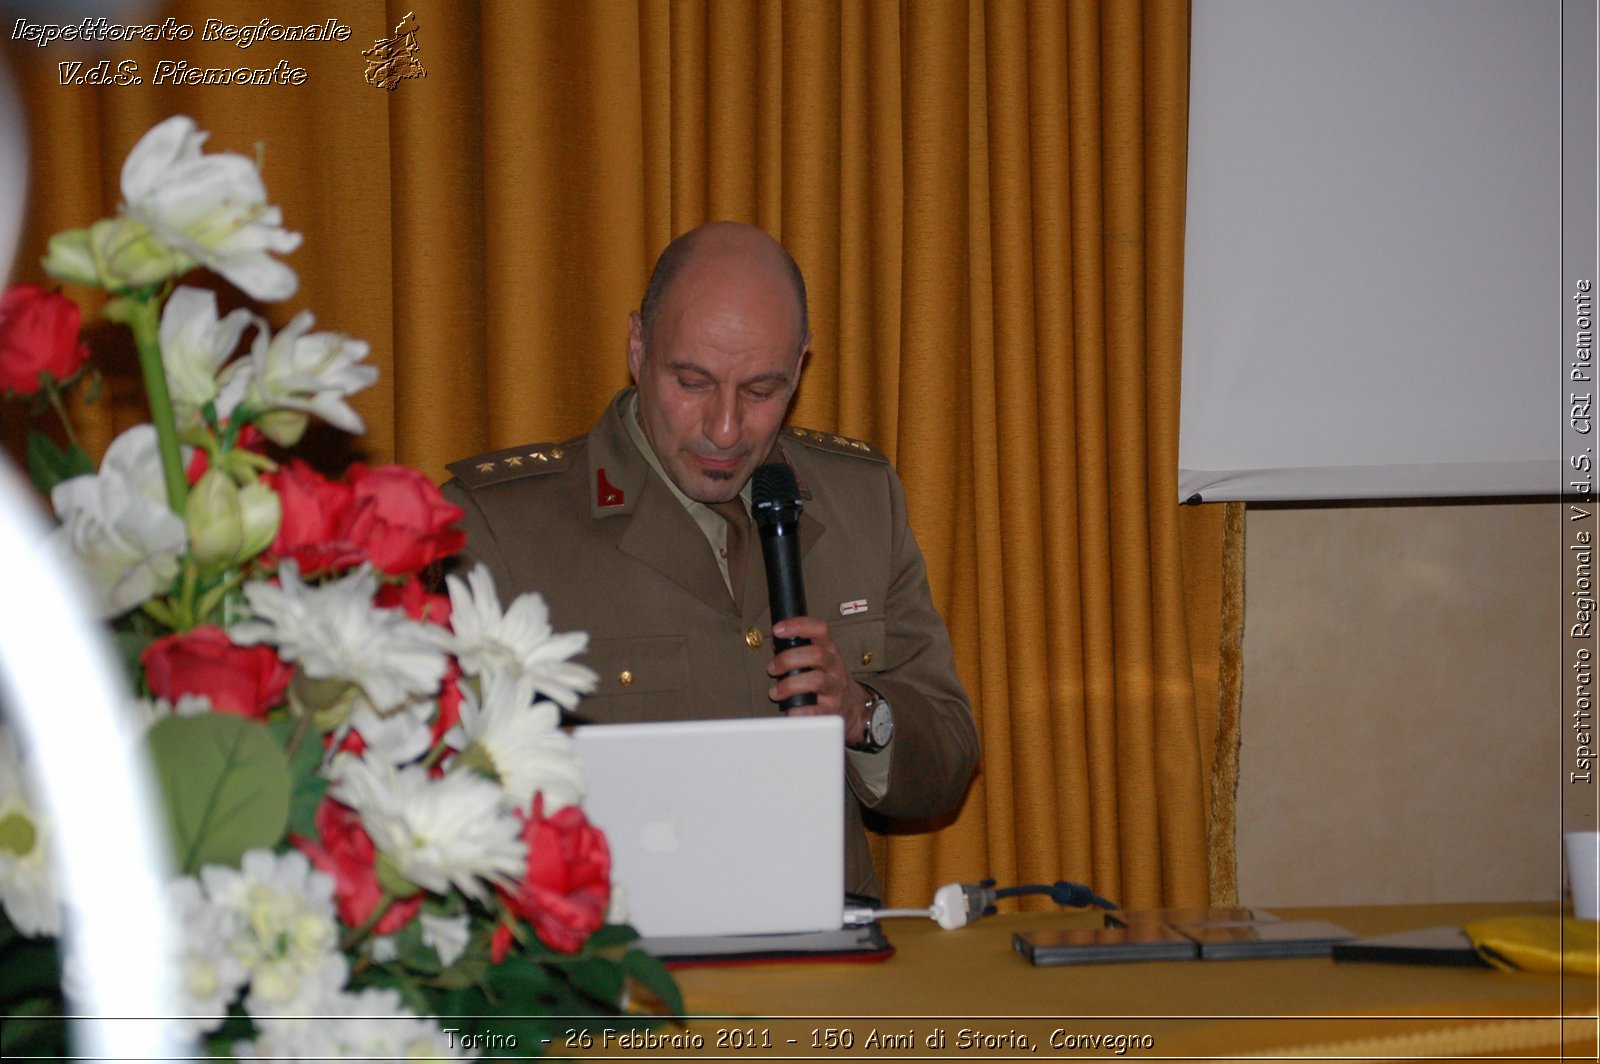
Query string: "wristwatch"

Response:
xmin=848 ymin=686 xmax=895 ymax=753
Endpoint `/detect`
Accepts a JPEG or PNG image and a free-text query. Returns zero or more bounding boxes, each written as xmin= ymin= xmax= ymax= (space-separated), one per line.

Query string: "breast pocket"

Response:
xmin=578 ymin=635 xmax=689 ymax=722
xmin=832 ymin=618 xmax=887 ymax=680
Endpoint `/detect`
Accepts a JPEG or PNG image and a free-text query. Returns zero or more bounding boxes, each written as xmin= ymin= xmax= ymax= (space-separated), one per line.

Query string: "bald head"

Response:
xmin=626 ymin=222 xmax=813 ymax=504
xmin=638 ymin=221 xmax=809 ymax=358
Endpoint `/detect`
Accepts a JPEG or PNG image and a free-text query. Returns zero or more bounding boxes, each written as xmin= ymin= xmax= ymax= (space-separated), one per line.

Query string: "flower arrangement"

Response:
xmin=0 ymin=116 xmax=679 ymax=1059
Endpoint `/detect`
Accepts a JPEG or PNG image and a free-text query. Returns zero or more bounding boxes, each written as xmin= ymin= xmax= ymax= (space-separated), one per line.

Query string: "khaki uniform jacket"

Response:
xmin=442 ymin=389 xmax=979 ymax=901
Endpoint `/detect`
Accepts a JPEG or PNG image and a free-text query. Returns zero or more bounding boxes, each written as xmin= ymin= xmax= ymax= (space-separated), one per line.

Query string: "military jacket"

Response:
xmin=442 ymin=388 xmax=979 ymax=900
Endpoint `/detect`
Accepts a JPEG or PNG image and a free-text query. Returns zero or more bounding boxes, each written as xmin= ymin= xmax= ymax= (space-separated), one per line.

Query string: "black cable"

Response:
xmin=992 ymin=879 xmax=1119 ymax=911
xmin=958 ymin=878 xmax=1118 ymax=922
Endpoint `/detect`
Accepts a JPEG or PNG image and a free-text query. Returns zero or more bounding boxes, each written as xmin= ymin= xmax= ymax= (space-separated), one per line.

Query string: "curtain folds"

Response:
xmin=2 ymin=0 xmax=1232 ymax=911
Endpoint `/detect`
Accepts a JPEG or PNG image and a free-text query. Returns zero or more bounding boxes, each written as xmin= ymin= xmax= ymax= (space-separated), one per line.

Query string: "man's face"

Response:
xmin=628 ymin=264 xmax=809 ymax=505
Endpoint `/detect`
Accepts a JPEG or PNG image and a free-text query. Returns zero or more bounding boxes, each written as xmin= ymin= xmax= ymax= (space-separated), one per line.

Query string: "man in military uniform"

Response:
xmin=442 ymin=221 xmax=978 ymax=902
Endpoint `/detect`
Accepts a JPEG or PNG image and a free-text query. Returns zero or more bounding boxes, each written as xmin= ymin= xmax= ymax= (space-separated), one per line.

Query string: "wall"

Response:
xmin=1234 ymin=500 xmax=1565 ymax=906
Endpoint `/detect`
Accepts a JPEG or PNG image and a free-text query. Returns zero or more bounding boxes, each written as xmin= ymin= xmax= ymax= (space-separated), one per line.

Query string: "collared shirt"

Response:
xmin=623 ymin=391 xmax=749 ymax=599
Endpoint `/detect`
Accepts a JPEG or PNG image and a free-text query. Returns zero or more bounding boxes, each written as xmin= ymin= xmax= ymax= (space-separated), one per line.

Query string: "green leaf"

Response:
xmin=363 ymin=964 xmax=436 ymax=1017
xmin=0 ymin=996 xmax=68 ymax=1059
xmin=584 ymin=923 xmax=640 ymax=950
xmin=267 ymin=715 xmax=329 ymax=840
xmin=426 ymin=954 xmax=490 ymax=990
xmin=145 ymin=713 xmax=292 ymax=874
xmin=485 ymin=951 xmax=559 ymax=1005
xmin=388 ymin=915 xmax=446 ymax=977
xmin=24 ymin=428 xmax=93 ymax=498
xmin=554 ymin=955 xmax=625 ymax=1011
xmin=0 ymin=921 xmax=67 ymax=1060
xmin=0 ymin=931 xmax=62 ymax=1000
xmin=111 ymin=624 xmax=157 ymax=689
xmin=435 ymin=984 xmax=561 ymax=1059
xmin=622 ymin=948 xmax=685 ymax=1018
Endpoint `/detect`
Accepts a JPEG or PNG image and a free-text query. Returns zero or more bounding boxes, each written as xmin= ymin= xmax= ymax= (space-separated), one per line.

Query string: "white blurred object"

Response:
xmin=1566 ymin=831 xmax=1600 ymax=921
xmin=0 ymin=14 xmax=185 ymax=1057
xmin=0 ymin=460 xmax=187 ymax=1056
xmin=0 ymin=52 xmax=25 ymax=281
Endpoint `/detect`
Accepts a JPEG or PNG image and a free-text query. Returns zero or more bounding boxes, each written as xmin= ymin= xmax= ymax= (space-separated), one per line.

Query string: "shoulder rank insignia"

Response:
xmin=784 ymin=425 xmax=887 ymax=462
xmin=446 ymin=438 xmax=580 ymax=489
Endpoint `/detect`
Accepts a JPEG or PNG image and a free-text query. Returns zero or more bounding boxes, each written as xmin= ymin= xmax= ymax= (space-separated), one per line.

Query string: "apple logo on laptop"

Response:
xmin=640 ymin=816 xmax=680 ymax=854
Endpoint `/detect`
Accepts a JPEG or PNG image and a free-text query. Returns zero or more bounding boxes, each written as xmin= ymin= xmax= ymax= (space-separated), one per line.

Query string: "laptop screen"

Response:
xmin=571 ymin=715 xmax=846 ymax=937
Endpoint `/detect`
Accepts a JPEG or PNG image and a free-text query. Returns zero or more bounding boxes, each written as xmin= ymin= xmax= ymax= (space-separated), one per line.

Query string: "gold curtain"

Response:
xmin=2 ymin=0 xmax=1237 ymax=911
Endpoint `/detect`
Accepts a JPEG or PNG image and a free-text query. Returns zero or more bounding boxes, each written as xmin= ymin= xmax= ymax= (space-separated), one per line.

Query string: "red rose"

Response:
xmin=490 ymin=920 xmax=517 ymax=964
xmin=263 ymin=463 xmax=464 ymax=578
xmin=264 ymin=460 xmax=364 ymax=576
xmin=374 ymin=574 xmax=452 ymax=627
xmin=498 ymin=795 xmax=611 ymax=953
xmin=343 ymin=464 xmax=465 ymax=576
xmin=141 ymin=625 xmax=292 ymax=719
xmin=295 ymin=798 xmax=422 ymax=936
xmin=0 ymin=284 xmax=89 ymax=396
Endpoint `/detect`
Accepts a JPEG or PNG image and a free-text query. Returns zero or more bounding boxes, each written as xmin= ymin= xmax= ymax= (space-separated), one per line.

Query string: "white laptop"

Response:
xmin=571 ymin=715 xmax=845 ymax=938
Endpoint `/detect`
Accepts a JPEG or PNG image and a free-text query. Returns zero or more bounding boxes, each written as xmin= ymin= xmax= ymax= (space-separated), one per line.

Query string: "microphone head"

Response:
xmin=751 ymin=462 xmax=800 ymax=508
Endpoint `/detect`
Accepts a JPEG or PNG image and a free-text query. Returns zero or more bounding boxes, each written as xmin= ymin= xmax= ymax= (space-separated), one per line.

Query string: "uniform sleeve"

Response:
xmin=441 ymin=478 xmax=511 ymax=591
xmin=850 ymin=465 xmax=980 ymax=821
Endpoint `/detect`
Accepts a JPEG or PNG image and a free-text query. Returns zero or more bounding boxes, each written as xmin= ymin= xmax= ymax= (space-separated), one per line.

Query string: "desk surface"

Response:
xmin=625 ymin=903 xmax=1599 ymax=1060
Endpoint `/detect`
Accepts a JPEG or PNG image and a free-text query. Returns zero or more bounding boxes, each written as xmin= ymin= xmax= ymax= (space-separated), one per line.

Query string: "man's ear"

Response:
xmin=627 ymin=311 xmax=646 ymax=383
xmin=793 ymin=334 xmax=812 ymax=391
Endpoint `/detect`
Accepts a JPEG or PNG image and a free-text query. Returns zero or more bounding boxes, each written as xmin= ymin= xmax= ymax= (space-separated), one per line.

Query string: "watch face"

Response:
xmin=870 ymin=702 xmax=894 ymax=745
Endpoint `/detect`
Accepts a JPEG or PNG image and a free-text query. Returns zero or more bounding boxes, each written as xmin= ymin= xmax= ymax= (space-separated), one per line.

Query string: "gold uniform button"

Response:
xmin=861 ymin=651 xmax=874 ymax=666
xmin=618 ymin=670 xmax=634 ymax=687
xmin=745 ymin=627 xmax=764 ymax=649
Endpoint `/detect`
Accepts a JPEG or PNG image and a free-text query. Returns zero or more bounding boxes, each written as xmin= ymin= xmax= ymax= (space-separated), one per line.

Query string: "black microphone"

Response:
xmin=751 ymin=462 xmax=816 ymax=710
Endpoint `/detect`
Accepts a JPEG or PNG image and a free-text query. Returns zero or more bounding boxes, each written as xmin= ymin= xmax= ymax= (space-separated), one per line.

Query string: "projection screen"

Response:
xmin=1178 ymin=0 xmax=1593 ymax=502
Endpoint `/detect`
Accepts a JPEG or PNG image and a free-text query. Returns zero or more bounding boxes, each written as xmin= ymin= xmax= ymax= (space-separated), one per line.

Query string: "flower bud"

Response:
xmin=219 ymin=448 xmax=277 ymax=480
xmin=235 ymin=480 xmax=282 ymax=562
xmin=90 ymin=217 xmax=194 ymax=291
xmin=185 ymin=468 xmax=245 ymax=570
xmin=41 ymin=228 xmax=100 ymax=287
xmin=289 ymin=672 xmax=360 ymax=731
xmin=255 ymin=408 xmax=309 ymax=448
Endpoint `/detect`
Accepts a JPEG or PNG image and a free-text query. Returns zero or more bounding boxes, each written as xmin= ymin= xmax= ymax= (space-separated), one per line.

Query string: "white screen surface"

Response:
xmin=1178 ymin=0 xmax=1581 ymax=502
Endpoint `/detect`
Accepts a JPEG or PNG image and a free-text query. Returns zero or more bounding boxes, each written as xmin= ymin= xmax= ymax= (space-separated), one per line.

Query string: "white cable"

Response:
xmin=846 ymin=883 xmax=979 ymax=929
xmin=867 ymin=907 xmax=938 ymax=921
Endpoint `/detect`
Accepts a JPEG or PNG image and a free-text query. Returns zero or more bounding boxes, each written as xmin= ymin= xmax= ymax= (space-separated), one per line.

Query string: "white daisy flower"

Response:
xmin=237 ymin=987 xmax=473 ymax=1060
xmin=198 ymin=850 xmax=342 ymax=1017
xmin=330 ymin=753 xmax=525 ymax=902
xmin=448 ymin=668 xmax=584 ymax=812
xmin=47 ymin=425 xmax=188 ymax=618
xmin=420 ymin=911 xmax=472 ymax=968
xmin=120 ymin=116 xmax=301 ymax=301
xmin=232 ymin=563 xmax=450 ymax=715
xmin=128 ymin=693 xmax=213 ymax=739
xmin=446 ymin=564 xmax=597 ymax=710
xmin=243 ymin=309 xmax=376 ymax=436
xmin=163 ymin=877 xmax=250 ymax=1036
xmin=0 ymin=729 xmax=59 ymax=937
xmin=347 ymin=696 xmax=437 ymax=768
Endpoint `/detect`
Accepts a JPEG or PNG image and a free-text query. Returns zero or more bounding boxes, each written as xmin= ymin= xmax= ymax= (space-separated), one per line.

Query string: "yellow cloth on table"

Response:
xmin=1463 ymin=916 xmax=1600 ymax=975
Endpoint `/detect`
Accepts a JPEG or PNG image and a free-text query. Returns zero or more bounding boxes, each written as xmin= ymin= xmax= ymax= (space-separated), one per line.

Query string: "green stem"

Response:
xmin=283 ymin=705 xmax=315 ymax=762
xmin=126 ymin=295 xmax=187 ymax=513
xmin=43 ymin=379 xmax=83 ymax=456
